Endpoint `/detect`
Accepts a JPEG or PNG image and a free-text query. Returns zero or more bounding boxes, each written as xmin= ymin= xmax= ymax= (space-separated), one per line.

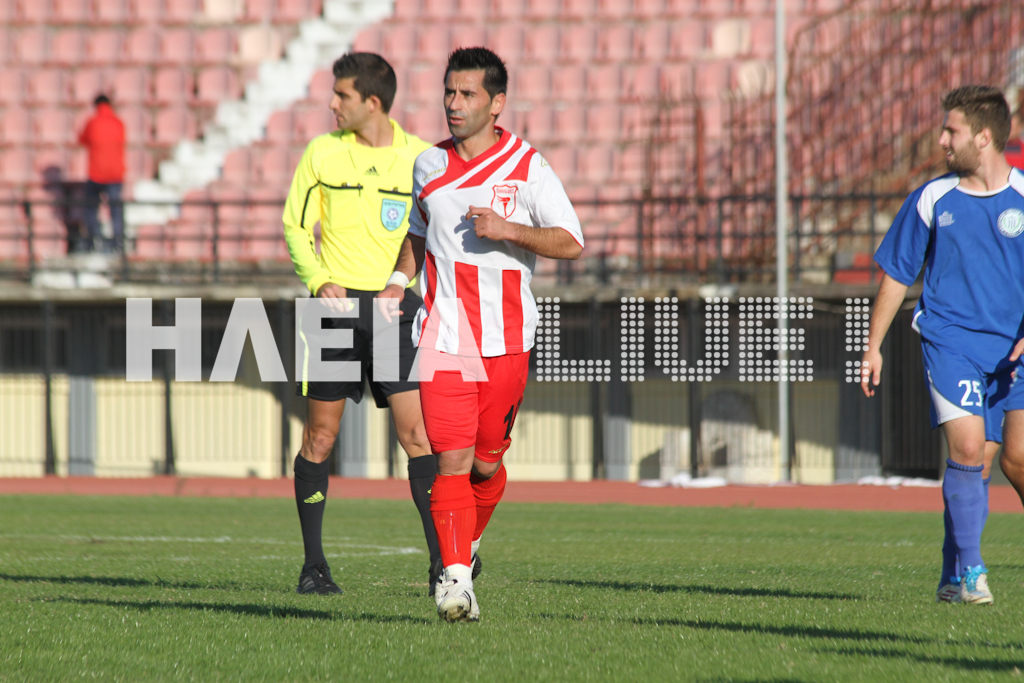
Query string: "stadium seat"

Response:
xmin=522 ymin=23 xmax=559 ymax=61
xmin=242 ymin=0 xmax=273 ymax=21
xmin=125 ymin=27 xmax=162 ymax=64
xmin=560 ymin=24 xmax=596 ymax=64
xmin=126 ymin=0 xmax=161 ymax=22
xmin=194 ymin=28 xmax=237 ymax=65
xmin=15 ymin=28 xmax=50 ymax=65
xmin=25 ymin=68 xmax=66 ymax=106
xmin=120 ymin=109 xmax=151 ymax=147
xmin=163 ymin=0 xmax=201 ymax=25
xmin=0 ymin=146 xmax=34 ymax=185
xmin=669 ymin=21 xmax=706 ymax=59
xmin=523 ymin=0 xmax=557 ymax=20
xmin=151 ymin=106 xmax=198 ymax=147
xmin=552 ymin=106 xmax=585 ymax=144
xmin=220 ymin=148 xmax=253 ymax=186
xmin=0 ymin=69 xmax=22 ymax=106
xmin=111 ymin=67 xmax=150 ymax=105
xmin=294 ymin=106 xmax=334 ymax=142
xmin=519 ymin=107 xmax=552 ymax=142
xmin=596 ymin=24 xmax=633 ymax=62
xmin=53 ymin=0 xmax=91 ymax=22
xmin=158 ymin=29 xmax=194 ymax=66
xmin=584 ymin=104 xmax=620 ymax=141
xmin=150 ymin=68 xmax=195 ymax=105
xmin=633 ymin=22 xmax=670 ymax=60
xmin=84 ymin=29 xmax=124 ymax=65
xmin=485 ymin=22 xmax=525 ymax=62
xmin=33 ymin=108 xmax=74 ymax=146
xmin=14 ymin=0 xmax=50 ymax=23
xmin=195 ymin=67 xmax=241 ymax=105
xmin=92 ymin=0 xmax=129 ymax=24
xmin=50 ymin=28 xmax=87 ymax=67
xmin=262 ymin=111 xmax=295 ymax=145
xmin=584 ymin=64 xmax=621 ymax=102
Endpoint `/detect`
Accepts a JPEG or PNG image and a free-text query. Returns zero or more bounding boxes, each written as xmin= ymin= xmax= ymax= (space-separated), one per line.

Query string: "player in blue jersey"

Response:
xmin=861 ymin=85 xmax=1024 ymax=605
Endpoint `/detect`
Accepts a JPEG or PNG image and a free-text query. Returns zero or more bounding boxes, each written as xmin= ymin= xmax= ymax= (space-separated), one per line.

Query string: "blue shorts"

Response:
xmin=921 ymin=339 xmax=1024 ymax=443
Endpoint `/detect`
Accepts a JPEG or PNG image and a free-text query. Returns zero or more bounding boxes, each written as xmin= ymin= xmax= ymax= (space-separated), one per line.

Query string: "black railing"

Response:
xmin=0 ymin=191 xmax=905 ymax=286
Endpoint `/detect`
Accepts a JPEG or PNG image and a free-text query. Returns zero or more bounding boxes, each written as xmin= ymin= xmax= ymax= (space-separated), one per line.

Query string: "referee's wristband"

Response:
xmin=385 ymin=271 xmax=410 ymax=289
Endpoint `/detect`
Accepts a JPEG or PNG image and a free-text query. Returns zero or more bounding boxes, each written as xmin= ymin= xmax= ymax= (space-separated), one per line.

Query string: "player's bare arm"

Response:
xmin=467 ymin=205 xmax=583 ymax=260
xmin=861 ymin=272 xmax=910 ymax=398
xmin=377 ymin=234 xmax=425 ymax=321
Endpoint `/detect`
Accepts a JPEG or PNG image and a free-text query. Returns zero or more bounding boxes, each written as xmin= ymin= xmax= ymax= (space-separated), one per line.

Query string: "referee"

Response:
xmin=282 ymin=52 xmax=437 ymax=595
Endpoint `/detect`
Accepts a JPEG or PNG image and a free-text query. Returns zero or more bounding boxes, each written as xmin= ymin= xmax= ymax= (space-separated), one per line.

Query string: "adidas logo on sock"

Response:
xmin=304 ymin=491 xmax=325 ymax=504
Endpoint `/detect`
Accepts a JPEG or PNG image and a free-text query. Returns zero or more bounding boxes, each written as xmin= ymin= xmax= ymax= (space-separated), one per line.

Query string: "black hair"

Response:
xmin=94 ymin=94 xmax=111 ymax=106
xmin=445 ymin=47 xmax=508 ymax=98
xmin=331 ymin=52 xmax=397 ymax=113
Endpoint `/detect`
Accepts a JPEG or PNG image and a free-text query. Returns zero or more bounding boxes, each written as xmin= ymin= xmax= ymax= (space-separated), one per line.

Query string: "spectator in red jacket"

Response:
xmin=78 ymin=94 xmax=125 ymax=253
xmin=1005 ymin=89 xmax=1024 ymax=171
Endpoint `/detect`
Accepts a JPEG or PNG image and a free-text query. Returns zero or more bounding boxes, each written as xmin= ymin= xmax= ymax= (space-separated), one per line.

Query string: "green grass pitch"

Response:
xmin=0 ymin=495 xmax=1021 ymax=681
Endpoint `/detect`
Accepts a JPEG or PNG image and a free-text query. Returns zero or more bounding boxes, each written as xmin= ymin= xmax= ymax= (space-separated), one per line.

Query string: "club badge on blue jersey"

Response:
xmin=997 ymin=208 xmax=1024 ymax=238
xmin=381 ymin=198 xmax=407 ymax=231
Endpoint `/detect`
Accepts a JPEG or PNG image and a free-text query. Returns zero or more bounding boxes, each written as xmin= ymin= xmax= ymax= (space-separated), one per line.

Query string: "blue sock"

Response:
xmin=940 ymin=507 xmax=958 ymax=585
xmin=942 ymin=459 xmax=985 ymax=570
xmin=982 ymin=475 xmax=991 ymax=531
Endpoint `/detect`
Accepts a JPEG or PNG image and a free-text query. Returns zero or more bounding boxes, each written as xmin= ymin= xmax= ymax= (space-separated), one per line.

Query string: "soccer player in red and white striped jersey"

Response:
xmin=380 ymin=47 xmax=583 ymax=622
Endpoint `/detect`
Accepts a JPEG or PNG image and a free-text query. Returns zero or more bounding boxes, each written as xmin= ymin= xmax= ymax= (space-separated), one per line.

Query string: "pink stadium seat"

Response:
xmin=255 ymin=146 xmax=296 ymax=186
xmin=1 ymin=109 xmax=32 ymax=146
xmin=519 ymin=107 xmax=552 ymax=142
xmin=597 ymin=0 xmax=633 ymax=19
xmin=50 ymin=29 xmax=86 ymax=67
xmin=127 ymin=0 xmax=161 ymax=22
xmin=584 ymin=64 xmax=620 ymax=102
xmin=669 ymin=22 xmax=706 ymax=59
xmin=560 ymin=24 xmax=595 ymax=63
xmin=195 ymin=67 xmax=240 ymax=105
xmin=596 ymin=24 xmax=632 ymax=62
xmin=539 ymin=146 xmax=575 ymax=178
xmin=485 ymin=22 xmax=525 ymax=62
xmin=552 ymin=107 xmax=585 ymax=145
xmin=272 ymin=0 xmax=317 ymax=23
xmin=419 ymin=0 xmax=455 ymax=19
xmin=584 ymin=104 xmax=620 ymax=141
xmin=125 ymin=27 xmax=162 ymax=64
xmin=633 ymin=22 xmax=670 ymax=60
xmin=263 ymin=111 xmax=295 ymax=145
xmin=120 ymin=109 xmax=151 ymax=146
xmin=150 ymin=68 xmax=195 ymax=105
xmin=523 ymin=0 xmax=557 ymax=20
xmin=631 ymin=0 xmax=666 ymax=18
xmin=15 ymin=28 xmax=50 ymax=65
xmin=380 ymin=24 xmax=418 ymax=63
xmin=623 ymin=63 xmax=661 ymax=100
xmin=163 ymin=0 xmax=201 ymax=25
xmin=242 ymin=0 xmax=273 ymax=21
xmin=14 ymin=0 xmax=51 ymax=22
xmin=0 ymin=69 xmax=22 ymax=106
xmin=577 ymin=145 xmax=613 ymax=183
xmin=522 ymin=23 xmax=559 ymax=61
xmin=514 ymin=63 xmax=551 ymax=100
xmin=124 ymin=145 xmax=154 ymax=180
xmin=294 ymin=107 xmax=334 ymax=141
xmin=33 ymin=108 xmax=74 ymax=146
xmin=84 ymin=29 xmax=124 ymax=65
xmin=52 ymin=0 xmax=91 ymax=22
xmin=71 ymin=69 xmax=109 ymax=105
xmin=152 ymin=106 xmax=197 ymax=146
xmin=194 ymin=28 xmax=237 ymax=65
xmin=561 ymin=0 xmax=596 ymax=19
xmin=158 ymin=29 xmax=194 ymax=66
xmin=25 ymin=68 xmax=66 ymax=106
xmin=92 ymin=0 xmax=128 ymax=24
xmin=111 ymin=67 xmax=150 ymax=104
xmin=0 ymin=146 xmax=34 ymax=185
xmin=220 ymin=148 xmax=254 ymax=186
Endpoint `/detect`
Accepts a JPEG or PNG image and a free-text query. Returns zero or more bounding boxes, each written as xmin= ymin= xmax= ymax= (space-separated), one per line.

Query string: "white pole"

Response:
xmin=775 ymin=0 xmax=790 ymax=482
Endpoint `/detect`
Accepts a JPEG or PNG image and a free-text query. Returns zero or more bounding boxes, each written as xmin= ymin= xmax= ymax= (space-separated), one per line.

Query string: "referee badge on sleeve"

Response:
xmin=381 ymin=199 xmax=407 ymax=231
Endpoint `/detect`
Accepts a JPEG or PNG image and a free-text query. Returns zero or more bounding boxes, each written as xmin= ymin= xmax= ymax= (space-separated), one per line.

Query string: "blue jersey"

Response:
xmin=874 ymin=169 xmax=1024 ymax=372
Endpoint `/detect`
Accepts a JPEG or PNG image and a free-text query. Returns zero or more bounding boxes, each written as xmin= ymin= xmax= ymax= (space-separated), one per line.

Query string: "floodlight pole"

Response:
xmin=775 ymin=0 xmax=791 ymax=482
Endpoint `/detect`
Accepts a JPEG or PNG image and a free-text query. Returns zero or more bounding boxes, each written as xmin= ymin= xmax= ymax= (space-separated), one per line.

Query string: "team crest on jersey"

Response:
xmin=997 ymin=208 xmax=1024 ymax=238
xmin=492 ymin=184 xmax=518 ymax=218
xmin=380 ymin=199 xmax=407 ymax=231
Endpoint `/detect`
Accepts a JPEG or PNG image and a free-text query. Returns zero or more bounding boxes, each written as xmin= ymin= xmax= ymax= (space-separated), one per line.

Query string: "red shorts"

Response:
xmin=419 ymin=352 xmax=529 ymax=462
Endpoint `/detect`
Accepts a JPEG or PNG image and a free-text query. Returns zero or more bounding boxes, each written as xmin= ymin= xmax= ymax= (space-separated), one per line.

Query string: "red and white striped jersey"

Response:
xmin=409 ymin=128 xmax=583 ymax=357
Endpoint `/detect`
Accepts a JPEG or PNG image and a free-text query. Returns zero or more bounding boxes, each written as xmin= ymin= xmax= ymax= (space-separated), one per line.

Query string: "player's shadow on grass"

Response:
xmin=0 ymin=572 xmax=249 ymax=591
xmin=542 ymin=578 xmax=860 ymax=601
xmin=635 ymin=617 xmax=917 ymax=646
xmin=811 ymin=644 xmax=1024 ymax=674
xmin=45 ymin=596 xmax=432 ymax=624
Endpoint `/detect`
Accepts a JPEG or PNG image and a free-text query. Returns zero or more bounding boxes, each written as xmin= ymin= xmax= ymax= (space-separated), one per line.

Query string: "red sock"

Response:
xmin=471 ymin=463 xmax=507 ymax=541
xmin=430 ymin=473 xmax=475 ymax=567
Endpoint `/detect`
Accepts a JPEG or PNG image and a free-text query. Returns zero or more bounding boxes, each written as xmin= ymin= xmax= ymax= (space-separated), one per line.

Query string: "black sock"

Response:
xmin=294 ymin=453 xmax=330 ymax=570
xmin=408 ymin=454 xmax=440 ymax=564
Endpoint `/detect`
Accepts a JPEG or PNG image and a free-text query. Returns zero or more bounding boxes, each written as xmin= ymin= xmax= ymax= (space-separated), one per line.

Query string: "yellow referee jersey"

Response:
xmin=282 ymin=119 xmax=430 ymax=294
